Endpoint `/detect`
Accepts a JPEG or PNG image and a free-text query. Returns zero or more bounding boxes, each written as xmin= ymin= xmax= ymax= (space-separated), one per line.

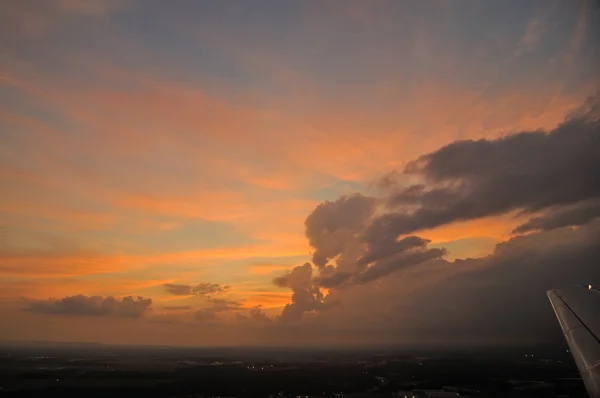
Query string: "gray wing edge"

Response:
xmin=547 ymin=285 xmax=600 ymax=398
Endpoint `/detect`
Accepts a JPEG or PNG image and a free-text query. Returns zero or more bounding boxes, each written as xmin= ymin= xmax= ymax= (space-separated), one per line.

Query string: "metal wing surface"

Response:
xmin=548 ymin=285 xmax=600 ymax=398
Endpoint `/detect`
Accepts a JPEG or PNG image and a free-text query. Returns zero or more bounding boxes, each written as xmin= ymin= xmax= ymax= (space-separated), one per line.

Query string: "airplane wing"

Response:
xmin=547 ymin=285 xmax=600 ymax=398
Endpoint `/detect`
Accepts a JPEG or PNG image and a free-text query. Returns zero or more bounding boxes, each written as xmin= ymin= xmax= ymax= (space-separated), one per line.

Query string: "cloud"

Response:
xmin=274 ymin=263 xmax=334 ymax=323
xmin=0 ymin=0 xmax=597 ymax=348
xmin=353 ymin=247 xmax=447 ymax=285
xmin=359 ymin=235 xmax=431 ymax=269
xmin=163 ymin=283 xmax=231 ymax=296
xmin=314 ymin=271 xmax=352 ymax=289
xmin=399 ymin=219 xmax=600 ymax=343
xmin=303 ymin=93 xmax=600 ymax=340
xmin=236 ymin=306 xmax=273 ymax=326
xmin=273 ymin=220 xmax=599 ymax=346
xmin=272 ymin=195 xmax=448 ymax=318
xmin=305 ymin=194 xmax=376 ymax=269
xmin=26 ymin=295 xmax=152 ymax=318
xmin=194 ymin=298 xmax=244 ymax=322
xmin=513 ymin=199 xmax=600 ymax=233
xmin=273 ymin=94 xmax=600 ymax=325
xmin=163 ymin=284 xmax=195 ymax=295
xmin=312 ymin=238 xmax=446 ymax=289
xmin=288 ymin=194 xmax=447 ymax=292
xmin=378 ymin=94 xmax=600 ymax=236
xmin=205 ymin=298 xmax=244 ymax=312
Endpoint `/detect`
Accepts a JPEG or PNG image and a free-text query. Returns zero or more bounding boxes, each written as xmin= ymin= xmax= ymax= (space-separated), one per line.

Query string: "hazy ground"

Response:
xmin=0 ymin=342 xmax=588 ymax=397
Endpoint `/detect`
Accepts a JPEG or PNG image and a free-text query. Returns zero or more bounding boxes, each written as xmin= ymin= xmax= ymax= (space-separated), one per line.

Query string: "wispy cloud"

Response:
xmin=163 ymin=282 xmax=231 ymax=297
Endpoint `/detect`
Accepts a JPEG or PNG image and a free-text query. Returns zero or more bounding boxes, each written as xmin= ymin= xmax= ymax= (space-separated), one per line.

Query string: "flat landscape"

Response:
xmin=0 ymin=342 xmax=588 ymax=398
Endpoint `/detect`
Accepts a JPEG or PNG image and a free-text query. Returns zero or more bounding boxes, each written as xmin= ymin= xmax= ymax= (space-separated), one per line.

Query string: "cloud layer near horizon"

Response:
xmin=26 ymin=295 xmax=152 ymax=318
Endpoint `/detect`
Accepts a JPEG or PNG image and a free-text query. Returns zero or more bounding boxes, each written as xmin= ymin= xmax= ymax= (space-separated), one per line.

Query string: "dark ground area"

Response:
xmin=0 ymin=342 xmax=588 ymax=398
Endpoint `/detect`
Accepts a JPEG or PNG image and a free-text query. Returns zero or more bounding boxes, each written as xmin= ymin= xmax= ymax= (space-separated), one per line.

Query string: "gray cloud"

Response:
xmin=358 ymin=235 xmax=431 ymax=269
xmin=380 ymin=104 xmax=600 ymax=234
xmin=305 ymin=194 xmax=376 ymax=269
xmin=163 ymin=284 xmax=193 ymax=295
xmin=378 ymin=97 xmax=600 ymax=236
xmin=313 ymin=244 xmax=446 ymax=289
xmin=288 ymin=220 xmax=600 ymax=347
xmin=513 ymin=199 xmax=600 ymax=233
xmin=26 ymin=295 xmax=152 ymax=318
xmin=163 ymin=283 xmax=231 ymax=296
xmin=274 ymin=263 xmax=334 ymax=323
xmin=354 ymin=247 xmax=447 ymax=285
xmin=272 ymin=95 xmax=600 ymax=332
xmin=399 ymin=219 xmax=600 ymax=343
xmin=300 ymin=193 xmax=446 ymax=291
xmin=274 ymin=196 xmax=448 ymax=315
xmin=314 ymin=271 xmax=352 ymax=289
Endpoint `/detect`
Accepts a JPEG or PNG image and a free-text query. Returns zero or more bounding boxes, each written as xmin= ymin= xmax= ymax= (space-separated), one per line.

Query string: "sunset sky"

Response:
xmin=1 ymin=0 xmax=599 ymax=347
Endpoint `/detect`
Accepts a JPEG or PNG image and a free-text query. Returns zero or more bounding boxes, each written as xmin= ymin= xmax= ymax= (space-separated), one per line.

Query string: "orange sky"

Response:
xmin=0 ymin=0 xmax=598 ymax=346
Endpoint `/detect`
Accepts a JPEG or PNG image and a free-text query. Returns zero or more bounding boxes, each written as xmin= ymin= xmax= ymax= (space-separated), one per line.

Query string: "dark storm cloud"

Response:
xmin=26 ymin=295 xmax=152 ymax=318
xmin=163 ymin=282 xmax=231 ymax=296
xmin=378 ymin=97 xmax=600 ymax=236
xmin=297 ymin=195 xmax=444 ymax=291
xmin=274 ymin=263 xmax=335 ymax=323
xmin=400 ymin=219 xmax=600 ymax=343
xmin=312 ymin=244 xmax=446 ymax=289
xmin=274 ymin=95 xmax=600 ymax=328
xmin=354 ymin=247 xmax=447 ymax=285
xmin=305 ymin=194 xmax=376 ymax=269
xmin=274 ymin=196 xmax=448 ymax=313
xmin=358 ymin=235 xmax=431 ymax=269
xmin=314 ymin=271 xmax=352 ymax=289
xmin=513 ymin=199 xmax=600 ymax=233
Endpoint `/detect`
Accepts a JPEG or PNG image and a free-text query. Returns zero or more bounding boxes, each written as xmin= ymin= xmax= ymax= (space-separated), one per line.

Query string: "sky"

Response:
xmin=0 ymin=0 xmax=599 ymax=347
